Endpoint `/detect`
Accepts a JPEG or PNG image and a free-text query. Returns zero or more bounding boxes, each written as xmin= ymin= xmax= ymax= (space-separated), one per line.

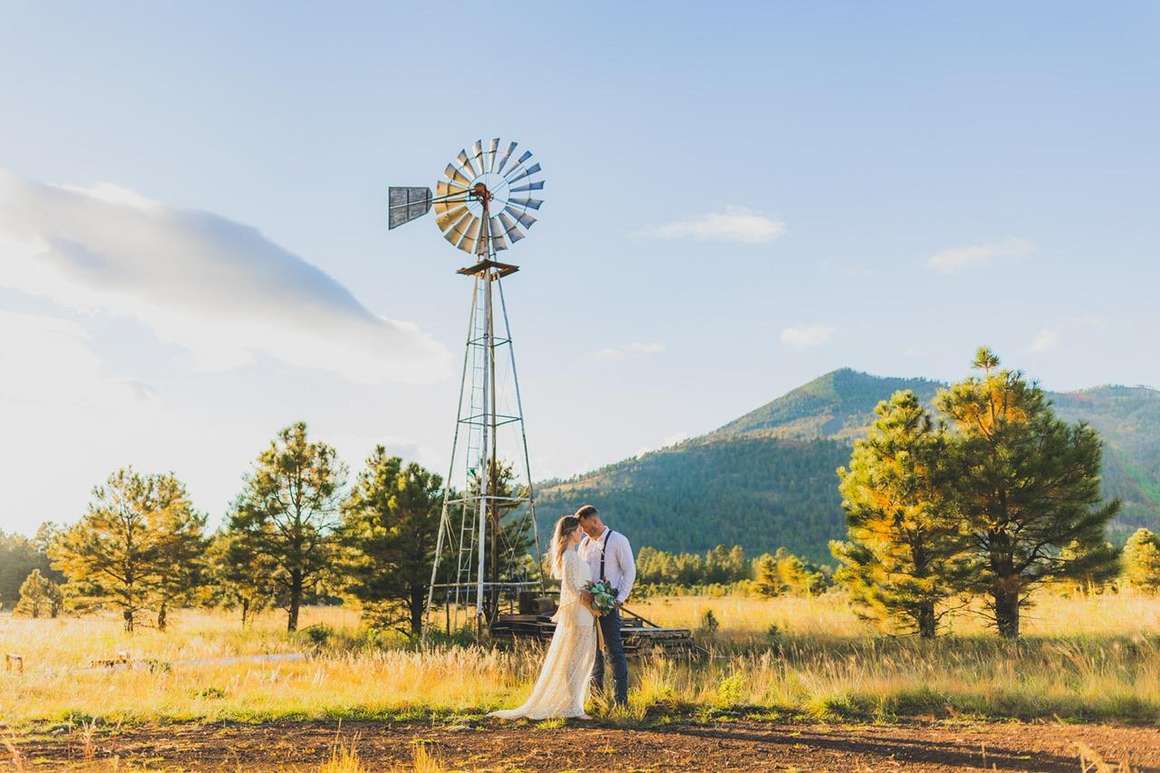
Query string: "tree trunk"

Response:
xmin=993 ymin=584 xmax=1021 ymax=639
xmin=157 ymin=600 xmax=168 ymax=631
xmin=241 ymin=597 xmax=250 ymax=628
xmin=410 ymin=584 xmax=424 ymax=637
xmin=287 ymin=572 xmax=303 ymax=632
xmin=916 ymin=601 xmax=936 ymax=639
xmin=123 ymin=607 xmax=134 ymax=633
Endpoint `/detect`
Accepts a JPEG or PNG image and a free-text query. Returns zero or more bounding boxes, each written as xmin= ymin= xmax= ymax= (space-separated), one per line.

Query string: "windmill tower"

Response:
xmin=387 ymin=139 xmax=545 ymax=633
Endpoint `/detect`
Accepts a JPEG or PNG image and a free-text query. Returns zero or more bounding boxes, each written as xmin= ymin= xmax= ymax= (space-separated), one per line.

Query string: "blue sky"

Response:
xmin=2 ymin=2 xmax=1158 ymax=535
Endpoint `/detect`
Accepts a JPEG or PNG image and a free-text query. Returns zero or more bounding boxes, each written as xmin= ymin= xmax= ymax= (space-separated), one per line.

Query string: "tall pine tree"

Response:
xmin=50 ymin=469 xmax=203 ymax=631
xmin=338 ymin=448 xmax=442 ymax=636
xmin=228 ymin=422 xmax=346 ymax=632
xmin=936 ymin=348 xmax=1119 ymax=638
xmin=833 ymin=391 xmax=970 ymax=637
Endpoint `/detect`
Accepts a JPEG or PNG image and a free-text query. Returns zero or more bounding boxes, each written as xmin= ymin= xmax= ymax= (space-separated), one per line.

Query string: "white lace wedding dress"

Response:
xmin=490 ymin=546 xmax=597 ymax=719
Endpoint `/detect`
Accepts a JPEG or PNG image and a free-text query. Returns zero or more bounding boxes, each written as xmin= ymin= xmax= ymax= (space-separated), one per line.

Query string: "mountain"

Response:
xmin=535 ymin=369 xmax=1160 ymax=562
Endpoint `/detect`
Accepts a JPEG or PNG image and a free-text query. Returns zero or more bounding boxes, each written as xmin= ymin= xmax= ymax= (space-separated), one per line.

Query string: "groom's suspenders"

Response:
xmin=599 ymin=531 xmax=615 ymax=581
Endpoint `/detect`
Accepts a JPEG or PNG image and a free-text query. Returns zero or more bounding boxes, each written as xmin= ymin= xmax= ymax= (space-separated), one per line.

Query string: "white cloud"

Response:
xmin=0 ymin=310 xmax=150 ymax=408
xmin=1030 ymin=328 xmax=1060 ymax=353
xmin=643 ymin=207 xmax=785 ymax=244
xmin=780 ymin=324 xmax=835 ymax=349
xmin=595 ymin=342 xmax=665 ymax=361
xmin=927 ymin=237 xmax=1034 ymax=273
xmin=0 ymin=168 xmax=450 ymax=384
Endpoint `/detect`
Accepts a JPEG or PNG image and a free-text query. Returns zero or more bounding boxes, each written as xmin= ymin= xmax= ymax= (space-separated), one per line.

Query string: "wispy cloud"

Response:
xmin=595 ymin=342 xmax=665 ymax=361
xmin=1030 ymin=328 xmax=1059 ymax=353
xmin=0 ymin=169 xmax=450 ymax=383
xmin=0 ymin=310 xmax=151 ymax=408
xmin=1028 ymin=315 xmax=1108 ymax=355
xmin=642 ymin=207 xmax=785 ymax=244
xmin=927 ymin=237 xmax=1034 ymax=273
xmin=780 ymin=324 xmax=835 ymax=349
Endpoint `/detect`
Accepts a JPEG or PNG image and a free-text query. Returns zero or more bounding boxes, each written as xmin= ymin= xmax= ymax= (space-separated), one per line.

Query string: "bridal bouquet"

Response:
xmin=584 ymin=579 xmax=618 ymax=616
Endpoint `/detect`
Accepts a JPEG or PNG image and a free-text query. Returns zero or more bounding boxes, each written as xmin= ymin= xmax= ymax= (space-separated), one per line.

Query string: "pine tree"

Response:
xmin=753 ymin=553 xmax=785 ymax=597
xmin=205 ymin=528 xmax=278 ymax=626
xmin=50 ymin=468 xmax=203 ymax=631
xmin=228 ymin=422 xmax=346 ymax=632
xmin=1122 ymin=528 xmax=1160 ymax=594
xmin=936 ymin=348 xmax=1120 ymax=638
xmin=14 ymin=569 xmax=63 ymax=618
xmin=148 ymin=476 xmax=207 ymax=630
xmin=834 ymin=390 xmax=970 ymax=637
xmin=338 ymin=448 xmax=442 ymax=636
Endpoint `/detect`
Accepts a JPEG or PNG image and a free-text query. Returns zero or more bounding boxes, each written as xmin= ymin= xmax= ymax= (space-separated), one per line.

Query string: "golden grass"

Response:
xmin=1 ymin=591 xmax=1158 ymax=729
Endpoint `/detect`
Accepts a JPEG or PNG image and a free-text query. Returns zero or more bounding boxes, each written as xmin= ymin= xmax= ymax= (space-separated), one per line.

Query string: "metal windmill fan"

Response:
xmin=388 ymin=138 xmax=544 ymax=257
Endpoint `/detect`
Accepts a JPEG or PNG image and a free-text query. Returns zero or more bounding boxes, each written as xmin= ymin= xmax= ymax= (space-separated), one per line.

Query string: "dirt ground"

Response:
xmin=6 ymin=718 xmax=1159 ymax=771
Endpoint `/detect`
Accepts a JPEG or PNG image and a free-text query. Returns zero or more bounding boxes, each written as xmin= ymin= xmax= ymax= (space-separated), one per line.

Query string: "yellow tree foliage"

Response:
xmin=1122 ymin=528 xmax=1160 ymax=594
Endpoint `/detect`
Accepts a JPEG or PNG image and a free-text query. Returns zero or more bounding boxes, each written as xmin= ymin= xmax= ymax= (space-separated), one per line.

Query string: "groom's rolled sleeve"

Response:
xmin=616 ymin=536 xmax=636 ymax=604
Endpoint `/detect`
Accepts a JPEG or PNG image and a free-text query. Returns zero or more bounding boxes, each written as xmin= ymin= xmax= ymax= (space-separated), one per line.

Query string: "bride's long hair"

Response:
xmin=549 ymin=515 xmax=582 ymax=579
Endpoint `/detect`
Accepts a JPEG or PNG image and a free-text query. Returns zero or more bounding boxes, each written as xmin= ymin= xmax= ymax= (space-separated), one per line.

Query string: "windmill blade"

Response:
xmin=456 ymin=150 xmax=479 ymax=179
xmin=486 ymin=138 xmax=500 ymax=172
xmin=443 ymin=164 xmax=472 ymax=187
xmin=387 ymin=186 xmax=432 ymax=229
xmin=508 ymin=197 xmax=543 ymax=210
xmin=496 ymin=141 xmax=517 ymax=173
xmin=498 ymin=211 xmax=525 ymax=242
xmin=506 ymin=162 xmax=542 ymax=185
xmin=436 ymin=181 xmax=469 ymax=198
xmin=489 ymin=217 xmax=509 ymax=250
xmin=457 ymin=215 xmax=482 ymax=253
xmin=435 ymin=204 xmax=468 ymax=231
xmin=504 ymin=205 xmax=537 ymax=229
xmin=471 ymin=140 xmax=485 ymax=175
xmin=442 ymin=210 xmax=475 ymax=247
xmin=509 ymin=180 xmax=544 ymax=193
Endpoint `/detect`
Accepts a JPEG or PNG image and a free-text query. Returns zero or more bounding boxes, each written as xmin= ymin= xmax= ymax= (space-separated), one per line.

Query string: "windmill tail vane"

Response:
xmin=386 ymin=138 xmax=546 ymax=634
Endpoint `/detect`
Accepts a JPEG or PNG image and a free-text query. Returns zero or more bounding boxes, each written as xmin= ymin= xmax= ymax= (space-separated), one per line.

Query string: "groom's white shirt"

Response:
xmin=580 ymin=526 xmax=636 ymax=604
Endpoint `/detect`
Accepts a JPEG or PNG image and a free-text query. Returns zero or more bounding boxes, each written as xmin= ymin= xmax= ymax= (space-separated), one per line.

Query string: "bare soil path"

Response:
xmin=6 ymin=719 xmax=1159 ymax=771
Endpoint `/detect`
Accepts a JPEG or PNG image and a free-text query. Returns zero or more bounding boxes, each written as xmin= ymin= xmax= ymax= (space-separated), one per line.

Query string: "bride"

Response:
xmin=490 ymin=514 xmax=597 ymax=720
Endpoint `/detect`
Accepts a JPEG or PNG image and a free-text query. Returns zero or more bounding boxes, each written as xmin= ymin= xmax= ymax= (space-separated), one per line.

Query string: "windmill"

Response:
xmin=387 ymin=138 xmax=546 ymax=633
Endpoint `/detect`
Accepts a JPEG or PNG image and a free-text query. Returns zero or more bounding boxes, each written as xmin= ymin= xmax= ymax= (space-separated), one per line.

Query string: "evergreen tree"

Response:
xmin=936 ymin=348 xmax=1120 ymax=638
xmin=14 ymin=568 xmax=63 ymax=618
xmin=228 ymin=422 xmax=346 ymax=631
xmin=834 ymin=391 xmax=970 ymax=637
xmin=148 ymin=476 xmax=207 ymax=630
xmin=1122 ymin=528 xmax=1160 ymax=594
xmin=50 ymin=468 xmax=203 ymax=631
xmin=205 ymin=528 xmax=278 ymax=626
xmin=0 ymin=529 xmax=61 ymax=610
xmin=338 ymin=448 xmax=442 ymax=636
xmin=753 ymin=553 xmax=785 ymax=597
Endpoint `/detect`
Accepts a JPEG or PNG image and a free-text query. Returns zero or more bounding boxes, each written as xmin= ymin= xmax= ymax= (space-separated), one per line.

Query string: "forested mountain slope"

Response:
xmin=537 ymin=369 xmax=1160 ymax=561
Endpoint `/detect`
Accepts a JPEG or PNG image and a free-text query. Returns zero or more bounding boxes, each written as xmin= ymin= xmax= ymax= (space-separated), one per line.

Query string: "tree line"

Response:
xmin=6 ymin=423 xmax=452 ymax=636
xmin=831 ymin=348 xmax=1155 ymax=639
xmin=636 ymin=544 xmax=830 ymax=596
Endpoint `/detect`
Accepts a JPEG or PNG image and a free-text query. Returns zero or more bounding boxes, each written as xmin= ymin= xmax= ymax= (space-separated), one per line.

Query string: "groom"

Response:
xmin=576 ymin=504 xmax=636 ymax=706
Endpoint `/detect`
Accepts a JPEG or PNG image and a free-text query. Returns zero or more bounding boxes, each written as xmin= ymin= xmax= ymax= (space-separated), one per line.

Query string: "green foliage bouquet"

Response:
xmin=584 ymin=579 xmax=617 ymax=616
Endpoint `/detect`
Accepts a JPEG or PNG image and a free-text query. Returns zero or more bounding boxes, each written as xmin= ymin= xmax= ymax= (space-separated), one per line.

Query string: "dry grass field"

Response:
xmin=2 ymin=591 xmax=1159 ymax=769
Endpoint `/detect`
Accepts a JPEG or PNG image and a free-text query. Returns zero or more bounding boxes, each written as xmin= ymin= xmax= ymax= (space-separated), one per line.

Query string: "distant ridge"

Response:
xmin=711 ymin=368 xmax=943 ymax=440
xmin=536 ymin=368 xmax=1160 ymax=560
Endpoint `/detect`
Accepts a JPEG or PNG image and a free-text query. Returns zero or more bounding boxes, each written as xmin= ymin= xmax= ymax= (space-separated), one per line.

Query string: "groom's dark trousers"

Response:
xmin=593 ymin=606 xmax=629 ymax=705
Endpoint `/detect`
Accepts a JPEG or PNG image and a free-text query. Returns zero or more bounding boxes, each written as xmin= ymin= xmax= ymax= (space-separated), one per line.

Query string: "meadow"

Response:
xmin=3 ymin=590 xmax=1159 ymax=731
